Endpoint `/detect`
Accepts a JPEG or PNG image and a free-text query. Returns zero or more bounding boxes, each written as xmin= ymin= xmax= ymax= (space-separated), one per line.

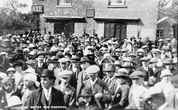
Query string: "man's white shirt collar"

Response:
xmin=43 ymin=87 xmax=52 ymax=101
xmin=90 ymin=78 xmax=98 ymax=86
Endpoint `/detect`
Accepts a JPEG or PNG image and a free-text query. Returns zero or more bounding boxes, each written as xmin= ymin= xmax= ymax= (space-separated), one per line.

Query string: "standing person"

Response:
xmin=0 ymin=77 xmax=21 ymax=110
xmin=25 ymin=69 xmax=66 ymax=110
xmin=78 ymin=65 xmax=111 ymax=109
xmin=70 ymin=55 xmax=81 ymax=80
xmin=76 ymin=56 xmax=94 ymax=102
xmin=6 ymin=68 xmax=16 ymax=78
xmin=126 ymin=71 xmax=148 ymax=109
xmin=136 ymin=37 xmax=143 ymax=49
xmin=108 ymin=69 xmax=130 ymax=109
xmin=34 ymin=51 xmax=48 ymax=76
xmin=21 ymin=73 xmax=40 ymax=106
xmin=142 ymin=86 xmax=175 ymax=110
xmin=163 ymin=58 xmax=177 ymax=75
xmin=166 ymin=74 xmax=178 ymax=109
xmin=57 ymin=57 xmax=77 ymax=88
xmin=154 ymin=69 xmax=174 ymax=98
xmin=55 ymin=70 xmax=76 ymax=108
xmin=102 ymin=63 xmax=117 ymax=88
xmin=13 ymin=60 xmax=25 ymax=90
xmin=136 ymin=57 xmax=154 ymax=82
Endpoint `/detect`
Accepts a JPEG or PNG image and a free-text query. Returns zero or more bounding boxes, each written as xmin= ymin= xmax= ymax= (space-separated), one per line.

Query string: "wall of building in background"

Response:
xmin=32 ymin=0 xmax=159 ymax=41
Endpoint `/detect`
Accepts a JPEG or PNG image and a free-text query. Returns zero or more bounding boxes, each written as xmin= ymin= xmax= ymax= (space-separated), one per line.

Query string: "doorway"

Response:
xmin=54 ymin=21 xmax=74 ymax=37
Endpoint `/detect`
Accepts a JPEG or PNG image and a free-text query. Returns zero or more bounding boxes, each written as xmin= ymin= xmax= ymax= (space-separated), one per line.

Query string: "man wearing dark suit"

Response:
xmin=25 ymin=69 xmax=66 ymax=110
xmin=136 ymin=57 xmax=154 ymax=82
xmin=109 ymin=70 xmax=130 ymax=109
xmin=34 ymin=51 xmax=48 ymax=77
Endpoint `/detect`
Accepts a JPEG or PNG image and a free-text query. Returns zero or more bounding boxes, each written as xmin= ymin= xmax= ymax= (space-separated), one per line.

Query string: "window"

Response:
xmin=104 ymin=23 xmax=127 ymax=39
xmin=108 ymin=0 xmax=125 ymax=6
xmin=57 ymin=0 xmax=72 ymax=6
xmin=156 ymin=30 xmax=164 ymax=38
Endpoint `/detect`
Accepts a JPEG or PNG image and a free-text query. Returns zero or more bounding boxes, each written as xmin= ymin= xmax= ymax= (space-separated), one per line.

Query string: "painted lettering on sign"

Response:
xmin=31 ymin=5 xmax=44 ymax=14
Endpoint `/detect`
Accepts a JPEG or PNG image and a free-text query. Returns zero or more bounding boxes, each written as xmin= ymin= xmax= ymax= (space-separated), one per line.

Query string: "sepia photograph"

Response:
xmin=0 ymin=0 xmax=177 ymax=110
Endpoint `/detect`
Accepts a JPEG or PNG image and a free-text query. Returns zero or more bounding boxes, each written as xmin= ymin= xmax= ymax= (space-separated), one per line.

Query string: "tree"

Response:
xmin=0 ymin=0 xmax=36 ymax=33
xmin=158 ymin=0 xmax=178 ymax=21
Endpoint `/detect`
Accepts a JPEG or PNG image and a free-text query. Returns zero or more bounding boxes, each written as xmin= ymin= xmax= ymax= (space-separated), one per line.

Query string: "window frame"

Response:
xmin=108 ymin=0 xmax=127 ymax=8
xmin=57 ymin=0 xmax=72 ymax=7
xmin=104 ymin=23 xmax=127 ymax=39
xmin=156 ymin=29 xmax=164 ymax=38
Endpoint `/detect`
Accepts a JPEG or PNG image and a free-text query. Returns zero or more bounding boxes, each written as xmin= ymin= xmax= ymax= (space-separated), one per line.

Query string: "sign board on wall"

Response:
xmin=86 ymin=9 xmax=95 ymax=18
xmin=31 ymin=5 xmax=44 ymax=14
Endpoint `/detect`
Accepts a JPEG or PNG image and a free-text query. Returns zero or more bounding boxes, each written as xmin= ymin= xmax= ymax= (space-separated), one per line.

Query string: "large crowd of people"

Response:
xmin=0 ymin=30 xmax=177 ymax=110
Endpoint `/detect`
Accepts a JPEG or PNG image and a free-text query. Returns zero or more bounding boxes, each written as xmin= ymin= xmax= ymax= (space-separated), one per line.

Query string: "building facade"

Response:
xmin=32 ymin=0 xmax=159 ymax=40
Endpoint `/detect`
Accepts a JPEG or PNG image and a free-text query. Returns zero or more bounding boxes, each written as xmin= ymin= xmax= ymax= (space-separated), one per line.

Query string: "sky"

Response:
xmin=0 ymin=0 xmax=32 ymax=13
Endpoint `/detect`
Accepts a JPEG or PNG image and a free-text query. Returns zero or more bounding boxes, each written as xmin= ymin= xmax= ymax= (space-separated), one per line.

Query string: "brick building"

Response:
xmin=32 ymin=0 xmax=159 ymax=40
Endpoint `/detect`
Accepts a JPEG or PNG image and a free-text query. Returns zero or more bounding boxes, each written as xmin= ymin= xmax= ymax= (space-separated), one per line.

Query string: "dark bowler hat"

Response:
xmin=80 ymin=56 xmax=94 ymax=64
xmin=41 ymin=69 xmax=56 ymax=79
xmin=13 ymin=60 xmax=24 ymax=68
xmin=130 ymin=71 xmax=145 ymax=79
xmin=79 ymin=87 xmax=94 ymax=97
xmin=71 ymin=55 xmax=80 ymax=62
xmin=103 ymin=63 xmax=116 ymax=72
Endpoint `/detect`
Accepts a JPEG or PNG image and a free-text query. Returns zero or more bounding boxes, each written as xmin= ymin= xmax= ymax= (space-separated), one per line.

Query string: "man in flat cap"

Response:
xmin=78 ymin=65 xmax=111 ymax=109
xmin=55 ymin=70 xmax=76 ymax=108
xmin=55 ymin=57 xmax=77 ymax=89
xmin=126 ymin=71 xmax=148 ymax=109
xmin=136 ymin=57 xmax=154 ymax=82
xmin=25 ymin=69 xmax=66 ymax=110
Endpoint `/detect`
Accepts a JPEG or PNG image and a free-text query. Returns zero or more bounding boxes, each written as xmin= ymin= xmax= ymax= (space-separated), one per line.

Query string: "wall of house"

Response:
xmin=33 ymin=0 xmax=159 ymax=40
